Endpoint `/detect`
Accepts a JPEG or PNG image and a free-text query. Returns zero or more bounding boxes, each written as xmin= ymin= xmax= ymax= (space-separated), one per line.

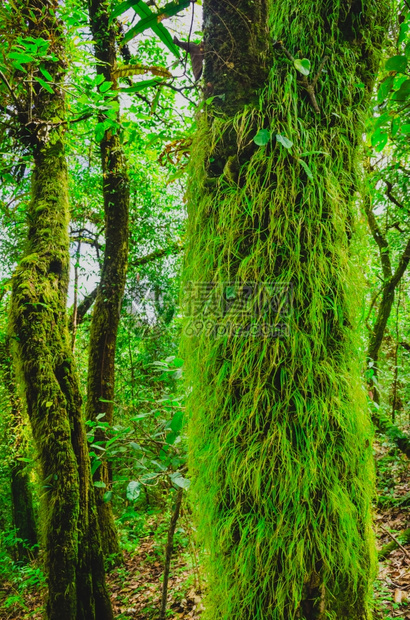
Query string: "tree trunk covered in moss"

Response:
xmin=0 ymin=339 xmax=37 ymax=562
xmin=182 ymin=1 xmax=389 ymax=618
xmin=86 ymin=0 xmax=130 ymax=560
xmin=7 ymin=2 xmax=113 ymax=618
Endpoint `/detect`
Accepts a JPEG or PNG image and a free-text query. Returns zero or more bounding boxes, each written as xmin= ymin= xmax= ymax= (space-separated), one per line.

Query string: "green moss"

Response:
xmin=182 ymin=0 xmax=390 ymax=618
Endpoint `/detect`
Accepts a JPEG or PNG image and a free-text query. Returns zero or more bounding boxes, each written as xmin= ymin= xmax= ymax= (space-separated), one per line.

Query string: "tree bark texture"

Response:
xmin=86 ymin=0 xmax=130 ymax=560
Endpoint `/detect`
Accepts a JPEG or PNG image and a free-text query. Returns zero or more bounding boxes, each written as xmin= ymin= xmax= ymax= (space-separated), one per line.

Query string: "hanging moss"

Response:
xmin=182 ymin=0 xmax=390 ymax=618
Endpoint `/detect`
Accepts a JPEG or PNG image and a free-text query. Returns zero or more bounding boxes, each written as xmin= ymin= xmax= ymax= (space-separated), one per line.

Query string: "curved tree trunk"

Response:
xmin=7 ymin=2 xmax=113 ymax=618
xmin=182 ymin=1 xmax=389 ymax=618
xmin=86 ymin=0 xmax=130 ymax=560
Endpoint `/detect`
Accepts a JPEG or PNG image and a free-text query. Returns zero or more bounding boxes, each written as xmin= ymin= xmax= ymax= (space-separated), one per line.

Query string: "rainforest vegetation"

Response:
xmin=0 ymin=0 xmax=410 ymax=619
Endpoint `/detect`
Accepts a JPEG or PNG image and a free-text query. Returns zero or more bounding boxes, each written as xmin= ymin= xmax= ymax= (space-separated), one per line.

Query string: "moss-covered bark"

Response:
xmin=0 ymin=338 xmax=37 ymax=562
xmin=86 ymin=0 xmax=130 ymax=560
xmin=7 ymin=2 xmax=113 ymax=618
xmin=182 ymin=0 xmax=389 ymax=618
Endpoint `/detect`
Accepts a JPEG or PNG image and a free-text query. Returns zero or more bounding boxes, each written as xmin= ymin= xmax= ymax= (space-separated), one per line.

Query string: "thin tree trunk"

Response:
xmin=182 ymin=1 xmax=389 ymax=618
xmin=160 ymin=487 xmax=183 ymax=620
xmin=365 ymin=201 xmax=410 ymax=455
xmin=86 ymin=0 xmax=130 ymax=561
xmin=7 ymin=2 xmax=113 ymax=617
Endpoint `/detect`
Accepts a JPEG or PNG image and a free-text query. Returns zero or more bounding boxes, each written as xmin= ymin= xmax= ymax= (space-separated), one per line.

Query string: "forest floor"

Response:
xmin=374 ymin=425 xmax=410 ymax=619
xmin=0 ymin=434 xmax=409 ymax=620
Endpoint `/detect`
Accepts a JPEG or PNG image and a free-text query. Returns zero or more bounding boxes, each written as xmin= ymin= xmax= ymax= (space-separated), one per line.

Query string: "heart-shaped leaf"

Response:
xmin=253 ymin=129 xmax=271 ymax=146
xmin=294 ymin=58 xmax=311 ymax=76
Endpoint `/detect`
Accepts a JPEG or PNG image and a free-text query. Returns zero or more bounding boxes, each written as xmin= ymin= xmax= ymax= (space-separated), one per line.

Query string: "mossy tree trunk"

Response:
xmin=0 ymin=338 xmax=37 ymax=562
xmin=7 ymin=2 xmax=113 ymax=618
xmin=86 ymin=0 xmax=130 ymax=560
xmin=182 ymin=1 xmax=389 ymax=618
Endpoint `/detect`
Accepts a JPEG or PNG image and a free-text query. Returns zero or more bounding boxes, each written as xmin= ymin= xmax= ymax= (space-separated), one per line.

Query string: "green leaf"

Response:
xmin=103 ymin=491 xmax=113 ymax=503
xmin=294 ymin=58 xmax=311 ymax=76
xmin=8 ymin=51 xmax=34 ymax=64
xmin=377 ymin=75 xmax=395 ymax=104
xmin=39 ymin=66 xmax=53 ymax=81
xmin=401 ymin=124 xmax=410 ymax=134
xmin=119 ymin=78 xmax=163 ymax=93
xmin=391 ymin=116 xmax=400 ymax=137
xmin=253 ymin=129 xmax=271 ymax=146
xmin=371 ymin=129 xmax=388 ymax=152
xmin=93 ymin=481 xmax=106 ymax=488
xmin=45 ymin=401 xmax=53 ymax=408
xmin=99 ymin=81 xmax=113 ymax=93
xmin=276 ymin=134 xmax=293 ymax=149
xmin=373 ymin=112 xmax=389 ymax=130
xmin=298 ymin=159 xmax=314 ymax=181
xmin=90 ymin=460 xmax=101 ymax=476
xmin=126 ymin=481 xmax=141 ymax=501
xmin=114 ymin=0 xmax=182 ymax=57
xmin=392 ymin=79 xmax=410 ymax=102
xmin=169 ymin=411 xmax=184 ymax=433
xmin=110 ymin=0 xmax=134 ymax=20
xmin=170 ymin=472 xmax=190 ymax=489
xmin=122 ymin=0 xmax=191 ymax=45
xmin=385 ymin=55 xmax=408 ymax=73
xmin=35 ymin=77 xmax=54 ymax=93
xmin=95 ymin=122 xmax=107 ymax=143
xmin=129 ymin=442 xmax=142 ymax=451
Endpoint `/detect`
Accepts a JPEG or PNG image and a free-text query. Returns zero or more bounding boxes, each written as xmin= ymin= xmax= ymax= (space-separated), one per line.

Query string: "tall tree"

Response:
xmin=4 ymin=1 xmax=113 ymax=617
xmin=182 ymin=0 xmax=389 ymax=618
xmin=86 ymin=0 xmax=130 ymax=560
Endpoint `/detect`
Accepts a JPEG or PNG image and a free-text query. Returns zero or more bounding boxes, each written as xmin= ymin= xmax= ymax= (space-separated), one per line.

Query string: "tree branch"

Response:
xmin=130 ymin=242 xmax=183 ymax=269
xmin=365 ymin=200 xmax=392 ymax=280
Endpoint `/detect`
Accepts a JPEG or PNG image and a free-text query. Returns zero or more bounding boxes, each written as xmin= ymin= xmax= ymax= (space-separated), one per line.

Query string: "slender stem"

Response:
xmin=160 ymin=487 xmax=184 ymax=620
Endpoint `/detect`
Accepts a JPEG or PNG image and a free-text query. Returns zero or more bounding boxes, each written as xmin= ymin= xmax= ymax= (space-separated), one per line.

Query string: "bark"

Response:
xmin=182 ymin=1 xmax=389 ymax=618
xmin=7 ymin=2 xmax=113 ymax=618
xmin=86 ymin=0 xmax=130 ymax=560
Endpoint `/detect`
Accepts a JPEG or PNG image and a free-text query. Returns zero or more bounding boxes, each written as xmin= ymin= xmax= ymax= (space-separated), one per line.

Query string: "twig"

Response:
xmin=380 ymin=524 xmax=410 ymax=560
xmin=0 ymin=70 xmax=21 ymax=112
